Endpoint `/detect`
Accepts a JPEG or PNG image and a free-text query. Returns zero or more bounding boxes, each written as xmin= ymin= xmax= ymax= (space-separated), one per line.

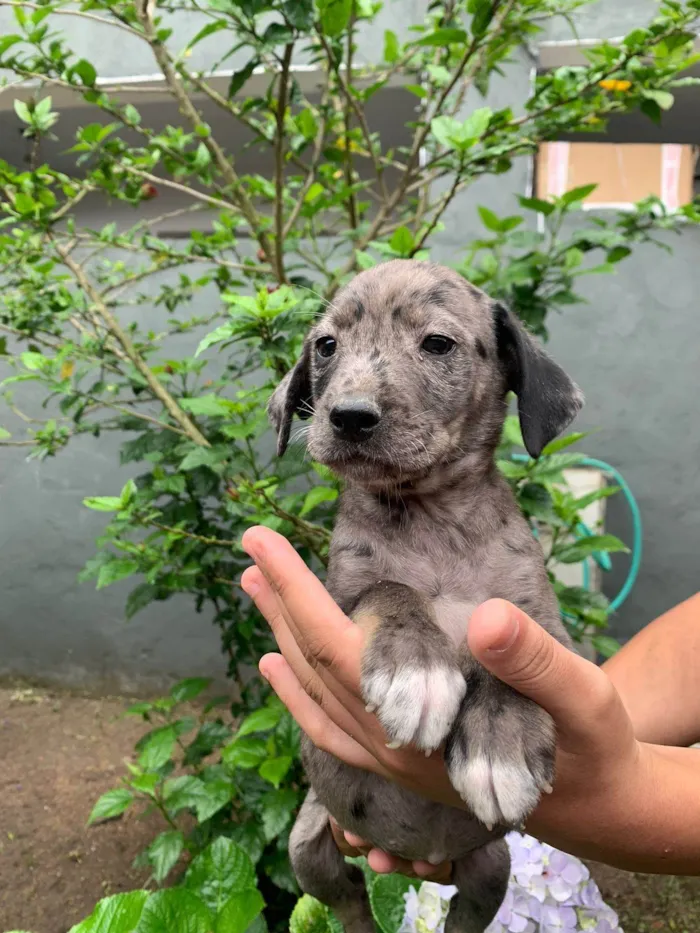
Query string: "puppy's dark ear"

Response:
xmin=493 ymin=302 xmax=583 ymax=458
xmin=267 ymin=347 xmax=313 ymax=457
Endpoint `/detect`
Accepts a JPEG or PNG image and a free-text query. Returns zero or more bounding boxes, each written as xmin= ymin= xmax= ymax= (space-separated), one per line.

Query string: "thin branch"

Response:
xmin=273 ymin=43 xmax=294 ymax=283
xmin=53 ymin=240 xmax=211 ymax=447
xmin=136 ymin=5 xmax=274 ymax=267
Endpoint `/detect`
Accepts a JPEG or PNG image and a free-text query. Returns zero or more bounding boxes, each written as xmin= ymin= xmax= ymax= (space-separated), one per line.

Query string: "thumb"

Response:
xmin=468 ymin=599 xmax=616 ymax=741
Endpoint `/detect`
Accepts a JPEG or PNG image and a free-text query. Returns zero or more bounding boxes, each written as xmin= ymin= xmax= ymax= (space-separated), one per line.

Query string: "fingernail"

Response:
xmin=259 ymin=662 xmax=270 ymax=682
xmin=242 ymin=577 xmax=259 ymax=598
xmin=486 ymin=612 xmax=519 ymax=653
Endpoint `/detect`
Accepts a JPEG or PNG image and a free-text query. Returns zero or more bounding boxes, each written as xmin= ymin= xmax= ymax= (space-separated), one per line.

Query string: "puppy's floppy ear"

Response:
xmin=267 ymin=346 xmax=313 ymax=457
xmin=493 ymin=302 xmax=583 ymax=459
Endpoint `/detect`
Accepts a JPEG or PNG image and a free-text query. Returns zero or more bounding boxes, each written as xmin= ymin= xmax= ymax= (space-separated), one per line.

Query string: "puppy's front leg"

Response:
xmin=353 ymin=582 xmax=466 ymax=753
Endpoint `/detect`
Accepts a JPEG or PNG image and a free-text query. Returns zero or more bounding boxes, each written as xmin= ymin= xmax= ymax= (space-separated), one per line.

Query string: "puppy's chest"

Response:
xmin=331 ymin=532 xmax=484 ymax=646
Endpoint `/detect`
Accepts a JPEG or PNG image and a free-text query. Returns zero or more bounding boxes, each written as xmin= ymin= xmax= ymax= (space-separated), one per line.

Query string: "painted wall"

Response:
xmin=0 ymin=0 xmax=697 ymax=691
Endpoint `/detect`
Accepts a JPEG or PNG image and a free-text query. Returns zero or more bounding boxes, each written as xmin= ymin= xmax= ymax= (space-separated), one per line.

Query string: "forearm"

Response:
xmin=528 ymin=744 xmax=700 ymax=875
xmin=602 ymin=592 xmax=700 ymax=747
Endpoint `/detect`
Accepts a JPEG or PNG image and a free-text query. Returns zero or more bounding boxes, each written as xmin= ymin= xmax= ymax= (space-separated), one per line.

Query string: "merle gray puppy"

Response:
xmin=267 ymin=259 xmax=582 ymax=933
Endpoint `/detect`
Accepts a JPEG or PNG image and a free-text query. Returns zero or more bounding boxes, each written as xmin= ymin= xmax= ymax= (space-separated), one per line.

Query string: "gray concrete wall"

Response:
xmin=0 ymin=0 xmax=698 ymax=690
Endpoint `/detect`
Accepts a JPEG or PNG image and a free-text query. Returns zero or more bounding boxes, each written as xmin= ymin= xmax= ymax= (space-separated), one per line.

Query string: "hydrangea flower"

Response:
xmin=398 ymin=834 xmax=622 ymax=933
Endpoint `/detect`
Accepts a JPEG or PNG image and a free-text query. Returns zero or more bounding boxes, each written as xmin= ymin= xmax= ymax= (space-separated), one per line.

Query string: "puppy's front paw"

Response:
xmin=361 ymin=634 xmax=466 ymax=753
xmin=445 ymin=678 xmax=555 ymax=829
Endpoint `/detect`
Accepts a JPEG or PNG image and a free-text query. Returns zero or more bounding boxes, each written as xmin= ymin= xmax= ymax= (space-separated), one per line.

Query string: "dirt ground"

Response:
xmin=1 ymin=685 xmax=699 ymax=933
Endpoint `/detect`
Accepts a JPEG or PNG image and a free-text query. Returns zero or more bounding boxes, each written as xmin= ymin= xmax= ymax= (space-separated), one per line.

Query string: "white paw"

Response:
xmin=362 ymin=664 xmax=466 ymax=752
xmin=447 ymin=752 xmax=542 ymax=828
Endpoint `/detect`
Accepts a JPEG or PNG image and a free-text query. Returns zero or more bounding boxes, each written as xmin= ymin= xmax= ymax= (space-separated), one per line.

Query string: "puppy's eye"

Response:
xmin=421 ymin=334 xmax=456 ymax=356
xmin=316 ymin=336 xmax=337 ymax=359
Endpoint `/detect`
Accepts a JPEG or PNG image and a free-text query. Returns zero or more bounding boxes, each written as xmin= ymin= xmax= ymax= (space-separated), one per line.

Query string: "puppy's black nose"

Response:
xmin=329 ymin=398 xmax=381 ymax=441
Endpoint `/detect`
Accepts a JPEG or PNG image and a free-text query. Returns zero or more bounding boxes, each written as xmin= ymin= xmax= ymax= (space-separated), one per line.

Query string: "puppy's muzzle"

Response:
xmin=329 ymin=397 xmax=381 ymax=443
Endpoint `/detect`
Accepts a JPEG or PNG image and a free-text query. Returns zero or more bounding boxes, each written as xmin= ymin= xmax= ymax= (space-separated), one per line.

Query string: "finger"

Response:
xmin=260 ymin=653 xmax=383 ymax=775
xmin=468 ymin=599 xmax=620 ymax=742
xmin=242 ymin=526 xmax=364 ymax=691
xmin=367 ymin=848 xmax=403 ymax=874
xmin=413 ymin=860 xmax=453 ymax=883
xmin=330 ymin=819 xmax=363 ymax=858
xmin=245 ymin=568 xmax=376 ymax=739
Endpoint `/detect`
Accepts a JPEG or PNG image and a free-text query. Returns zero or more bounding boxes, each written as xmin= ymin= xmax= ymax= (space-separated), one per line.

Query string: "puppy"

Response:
xmin=268 ymin=259 xmax=582 ymax=933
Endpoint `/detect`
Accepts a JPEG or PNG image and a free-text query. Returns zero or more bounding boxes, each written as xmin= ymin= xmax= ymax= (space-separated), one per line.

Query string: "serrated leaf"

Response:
xmin=216 ymin=890 xmax=265 ymax=933
xmin=88 ymin=788 xmax=133 ymax=824
xmin=170 ymin=677 xmax=211 ymax=703
xmin=137 ymin=725 xmax=177 ymax=770
xmin=148 ymin=831 xmax=184 ymax=883
xmin=540 ymin=432 xmax=588 ymax=456
xmin=126 ymin=584 xmax=159 ymax=620
xmin=97 ymin=560 xmax=139 ymax=590
xmin=258 ymin=755 xmax=292 ymax=788
xmin=260 ymin=788 xmax=298 ymax=841
xmin=68 ymin=891 xmax=149 ymax=933
xmin=642 ymin=89 xmax=674 ymax=110
xmin=317 ymin=0 xmax=352 ymax=37
xmin=222 ymin=736 xmax=268 ymax=769
xmin=389 ymin=226 xmax=414 ymax=256
xmin=235 ymin=705 xmax=283 ymax=738
xmin=591 ymin=634 xmax=621 ymax=658
xmin=135 ymin=889 xmax=212 ymax=933
xmin=555 ymin=534 xmax=629 ymax=564
xmin=181 ymin=394 xmax=232 ymax=416
xmin=185 ymin=838 xmax=256 ymax=912
xmin=369 ymin=875 xmax=419 ymax=933
xmin=83 ymin=496 xmax=123 ymax=512
xmin=299 ymin=485 xmax=338 ymax=517
xmin=416 ymin=27 xmax=466 ymax=46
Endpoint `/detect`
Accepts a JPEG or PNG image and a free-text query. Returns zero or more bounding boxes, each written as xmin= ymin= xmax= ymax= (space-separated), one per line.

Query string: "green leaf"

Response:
xmin=383 ymin=30 xmax=399 ymax=63
xmin=222 ymin=736 xmax=268 ymax=769
xmin=299 ymin=485 xmax=338 ymax=516
xmin=518 ymin=483 xmax=554 ymax=520
xmin=181 ymin=394 xmax=232 ymax=416
xmin=416 ymin=27 xmax=467 ymax=46
xmin=68 ymin=891 xmax=149 ymax=933
xmin=88 ymin=788 xmax=133 ymax=825
xmin=13 ymin=99 xmax=31 ymax=124
xmin=235 ymin=705 xmax=283 ymax=738
xmin=258 ymin=755 xmax=293 ymax=788
xmin=555 ymin=534 xmax=630 ymax=564
xmin=478 ymin=206 xmax=503 ymax=232
xmin=641 ymin=89 xmax=674 ymax=110
xmin=185 ymin=838 xmax=256 ymax=912
xmin=185 ymin=19 xmax=228 ymax=51
xmin=83 ymin=496 xmax=123 ymax=512
xmin=317 ymin=0 xmax=352 ymax=37
xmin=170 ymin=677 xmax=211 ymax=703
xmin=389 ymin=226 xmax=414 ymax=256
xmin=126 ymin=583 xmax=159 ymax=620
xmin=195 ymin=324 xmax=235 ymax=357
xmin=97 ymin=559 xmax=139 ymax=590
xmin=290 ymin=896 xmax=342 ymax=933
xmin=430 ymin=115 xmax=461 ymax=149
xmin=148 ymin=831 xmax=185 ymax=883
xmin=461 ymin=107 xmax=492 ymax=140
xmin=304 ymin=182 xmax=325 ymax=203
xmin=193 ymin=779 xmax=234 ymax=822
xmin=216 ymin=890 xmax=265 ymax=933
xmin=260 ymin=788 xmax=298 ymax=841
xmin=561 ymin=184 xmax=597 ymax=206
xmin=355 ymin=251 xmax=376 ymax=270
xmin=518 ymin=195 xmax=556 ymax=216
xmin=137 ymin=725 xmax=177 ymax=770
xmin=540 ymin=432 xmax=588 ymax=456
xmin=0 ymin=427 xmax=11 ymax=439
xmin=135 ymin=889 xmax=212 ymax=933
xmin=369 ymin=875 xmax=419 ymax=933
xmin=73 ymin=59 xmax=97 ymax=87
xmin=607 ymin=245 xmax=631 ymax=263
xmin=591 ymin=634 xmax=621 ymax=658
xmin=20 ymin=351 xmax=45 ymax=370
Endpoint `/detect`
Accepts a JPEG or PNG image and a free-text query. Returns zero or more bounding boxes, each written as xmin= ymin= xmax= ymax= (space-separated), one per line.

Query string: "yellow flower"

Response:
xmin=60 ymin=360 xmax=74 ymax=380
xmin=599 ymin=79 xmax=632 ymax=92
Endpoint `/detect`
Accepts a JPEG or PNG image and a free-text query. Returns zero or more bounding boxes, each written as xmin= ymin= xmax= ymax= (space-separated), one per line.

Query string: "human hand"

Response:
xmin=240 ymin=526 xmax=660 ymax=872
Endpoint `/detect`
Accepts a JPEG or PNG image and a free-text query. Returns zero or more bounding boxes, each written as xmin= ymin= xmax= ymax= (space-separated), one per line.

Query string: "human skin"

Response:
xmin=239 ymin=526 xmax=700 ymax=877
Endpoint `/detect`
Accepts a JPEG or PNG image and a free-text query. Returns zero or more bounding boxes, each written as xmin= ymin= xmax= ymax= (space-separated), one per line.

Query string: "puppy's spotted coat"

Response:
xmin=268 ymin=260 xmax=582 ymax=933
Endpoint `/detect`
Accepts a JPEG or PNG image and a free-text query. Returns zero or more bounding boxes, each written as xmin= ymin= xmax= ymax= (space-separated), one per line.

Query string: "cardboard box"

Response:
xmin=536 ymin=142 xmax=698 ymax=209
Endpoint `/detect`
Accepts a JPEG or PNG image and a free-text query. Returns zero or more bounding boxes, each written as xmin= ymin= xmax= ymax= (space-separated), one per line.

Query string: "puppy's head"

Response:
xmin=269 ymin=259 xmax=583 ymax=488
